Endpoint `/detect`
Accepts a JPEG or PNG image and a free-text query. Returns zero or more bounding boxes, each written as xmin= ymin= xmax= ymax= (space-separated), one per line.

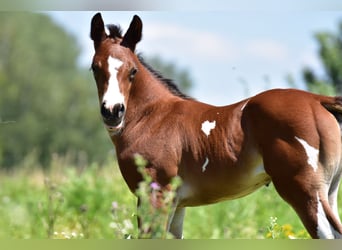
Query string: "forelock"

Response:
xmin=106 ymin=24 xmax=123 ymax=39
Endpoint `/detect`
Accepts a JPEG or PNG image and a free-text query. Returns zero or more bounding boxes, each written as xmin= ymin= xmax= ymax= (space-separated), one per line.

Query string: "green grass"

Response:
xmin=0 ymin=154 xmax=340 ymax=239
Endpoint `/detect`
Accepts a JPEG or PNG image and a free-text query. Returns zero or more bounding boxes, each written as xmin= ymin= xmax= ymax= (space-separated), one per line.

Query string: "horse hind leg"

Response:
xmin=271 ymin=172 xmax=342 ymax=238
xmin=311 ymin=155 xmax=342 ymax=238
xmin=263 ymin=139 xmax=342 ymax=238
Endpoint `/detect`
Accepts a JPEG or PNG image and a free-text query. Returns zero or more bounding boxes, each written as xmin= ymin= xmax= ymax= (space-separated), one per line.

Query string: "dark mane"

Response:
xmin=137 ymin=55 xmax=193 ymax=100
xmin=106 ymin=24 xmax=123 ymax=39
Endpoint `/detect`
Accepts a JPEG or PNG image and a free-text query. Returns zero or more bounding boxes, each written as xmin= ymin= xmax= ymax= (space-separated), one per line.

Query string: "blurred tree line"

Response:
xmin=0 ymin=12 xmax=192 ymax=169
xmin=302 ymin=21 xmax=342 ymax=95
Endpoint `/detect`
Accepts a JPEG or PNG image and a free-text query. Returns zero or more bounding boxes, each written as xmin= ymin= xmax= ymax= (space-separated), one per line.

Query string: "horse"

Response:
xmin=90 ymin=12 xmax=342 ymax=239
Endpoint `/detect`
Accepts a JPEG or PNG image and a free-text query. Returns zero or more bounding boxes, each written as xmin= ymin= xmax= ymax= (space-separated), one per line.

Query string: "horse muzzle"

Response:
xmin=101 ymin=102 xmax=125 ymax=132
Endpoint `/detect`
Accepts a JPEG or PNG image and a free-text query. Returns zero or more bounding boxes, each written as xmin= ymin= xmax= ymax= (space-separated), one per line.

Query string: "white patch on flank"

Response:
xmin=295 ymin=136 xmax=319 ymax=172
xmin=316 ymin=193 xmax=342 ymax=239
xmin=202 ymin=157 xmax=209 ymax=172
xmin=240 ymin=99 xmax=250 ymax=111
xmin=201 ymin=120 xmax=216 ymax=137
xmin=102 ymin=56 xmax=124 ymax=112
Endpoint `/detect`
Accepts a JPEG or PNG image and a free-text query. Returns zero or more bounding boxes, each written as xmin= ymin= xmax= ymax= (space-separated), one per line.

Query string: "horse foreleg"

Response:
xmin=167 ymin=206 xmax=186 ymax=239
xmin=136 ymin=184 xmax=181 ymax=238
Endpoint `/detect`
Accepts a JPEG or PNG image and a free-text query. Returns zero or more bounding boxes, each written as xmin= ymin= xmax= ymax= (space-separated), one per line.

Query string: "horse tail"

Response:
xmin=320 ymin=96 xmax=342 ymax=126
xmin=317 ymin=95 xmax=342 ymax=238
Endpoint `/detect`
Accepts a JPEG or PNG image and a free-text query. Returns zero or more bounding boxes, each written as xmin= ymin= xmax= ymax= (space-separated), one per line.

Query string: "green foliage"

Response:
xmin=265 ymin=216 xmax=309 ymax=239
xmin=183 ymin=183 xmax=312 ymax=239
xmin=0 ymin=153 xmax=136 ymax=238
xmin=0 ymin=12 xmax=112 ymax=168
xmin=0 ymin=154 xmax=334 ymax=239
xmin=133 ymin=154 xmax=182 ymax=239
xmin=302 ymin=21 xmax=342 ymax=95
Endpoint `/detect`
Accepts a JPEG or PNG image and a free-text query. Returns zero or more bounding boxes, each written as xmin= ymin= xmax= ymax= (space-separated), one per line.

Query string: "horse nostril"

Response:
xmin=117 ymin=104 xmax=125 ymax=119
xmin=100 ymin=102 xmax=126 ymax=126
xmin=101 ymin=102 xmax=112 ymax=119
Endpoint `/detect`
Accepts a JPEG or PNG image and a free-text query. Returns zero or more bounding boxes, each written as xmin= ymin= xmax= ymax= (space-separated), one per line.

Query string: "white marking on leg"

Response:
xmin=202 ymin=157 xmax=209 ymax=172
xmin=201 ymin=120 xmax=216 ymax=137
xmin=316 ymin=193 xmax=342 ymax=238
xmin=317 ymin=193 xmax=334 ymax=238
xmin=167 ymin=207 xmax=186 ymax=239
xmin=102 ymin=56 xmax=124 ymax=112
xmin=295 ymin=137 xmax=319 ymax=172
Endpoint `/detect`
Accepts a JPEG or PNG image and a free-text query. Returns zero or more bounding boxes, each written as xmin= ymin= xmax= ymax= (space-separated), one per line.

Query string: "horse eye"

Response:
xmin=91 ymin=62 xmax=100 ymax=73
xmin=129 ymin=68 xmax=138 ymax=82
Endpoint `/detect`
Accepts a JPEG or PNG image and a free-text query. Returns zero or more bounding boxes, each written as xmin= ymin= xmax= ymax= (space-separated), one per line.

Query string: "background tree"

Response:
xmin=302 ymin=21 xmax=342 ymax=95
xmin=0 ymin=12 xmax=193 ymax=169
xmin=0 ymin=12 xmax=112 ymax=169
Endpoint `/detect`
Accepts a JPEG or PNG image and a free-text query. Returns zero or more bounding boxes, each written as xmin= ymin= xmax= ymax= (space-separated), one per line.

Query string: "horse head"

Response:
xmin=90 ymin=13 xmax=142 ymax=135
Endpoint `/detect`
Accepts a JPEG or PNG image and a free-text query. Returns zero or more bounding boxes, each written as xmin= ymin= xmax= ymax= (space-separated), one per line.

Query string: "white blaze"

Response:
xmin=102 ymin=56 xmax=124 ymax=111
xmin=295 ymin=136 xmax=319 ymax=172
xmin=201 ymin=120 xmax=216 ymax=137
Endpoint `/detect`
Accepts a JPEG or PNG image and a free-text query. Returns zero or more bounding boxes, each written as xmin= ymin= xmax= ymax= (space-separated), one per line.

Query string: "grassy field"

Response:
xmin=1 ymin=153 xmax=340 ymax=239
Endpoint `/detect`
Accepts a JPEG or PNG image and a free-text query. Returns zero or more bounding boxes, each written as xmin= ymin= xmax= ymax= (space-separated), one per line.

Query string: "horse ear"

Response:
xmin=121 ymin=15 xmax=143 ymax=52
xmin=90 ymin=12 xmax=106 ymax=50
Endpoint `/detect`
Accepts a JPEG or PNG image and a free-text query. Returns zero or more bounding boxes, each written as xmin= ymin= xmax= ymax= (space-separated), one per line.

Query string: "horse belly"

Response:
xmin=177 ymin=163 xmax=271 ymax=207
xmin=232 ymin=164 xmax=271 ymax=198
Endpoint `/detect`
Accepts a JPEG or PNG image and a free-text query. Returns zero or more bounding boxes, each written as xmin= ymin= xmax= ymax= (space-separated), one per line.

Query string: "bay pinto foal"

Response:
xmin=90 ymin=13 xmax=342 ymax=238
